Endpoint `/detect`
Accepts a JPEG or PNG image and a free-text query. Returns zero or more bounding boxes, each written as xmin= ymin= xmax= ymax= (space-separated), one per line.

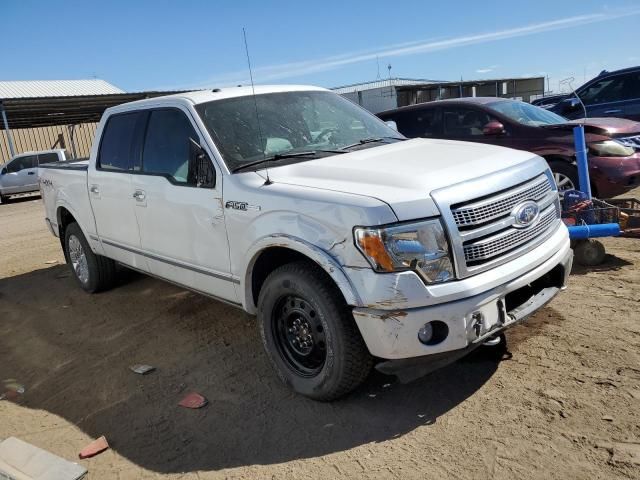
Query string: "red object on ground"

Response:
xmin=79 ymin=436 xmax=109 ymax=459
xmin=178 ymin=392 xmax=208 ymax=409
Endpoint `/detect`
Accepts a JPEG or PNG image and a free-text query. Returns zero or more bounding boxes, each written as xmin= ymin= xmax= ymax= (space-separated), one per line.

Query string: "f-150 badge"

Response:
xmin=225 ymin=201 xmax=261 ymax=211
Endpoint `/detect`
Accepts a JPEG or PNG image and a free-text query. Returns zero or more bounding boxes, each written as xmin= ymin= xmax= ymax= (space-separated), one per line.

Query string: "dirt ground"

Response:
xmin=1 ymin=190 xmax=639 ymax=480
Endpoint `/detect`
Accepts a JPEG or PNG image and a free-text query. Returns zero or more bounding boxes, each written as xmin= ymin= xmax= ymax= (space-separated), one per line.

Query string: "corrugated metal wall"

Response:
xmin=0 ymin=123 xmax=98 ymax=163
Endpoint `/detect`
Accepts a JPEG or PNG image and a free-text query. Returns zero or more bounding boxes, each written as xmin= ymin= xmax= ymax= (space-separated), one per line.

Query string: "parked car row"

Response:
xmin=378 ymin=97 xmax=640 ymax=198
xmin=0 ymin=149 xmax=66 ymax=203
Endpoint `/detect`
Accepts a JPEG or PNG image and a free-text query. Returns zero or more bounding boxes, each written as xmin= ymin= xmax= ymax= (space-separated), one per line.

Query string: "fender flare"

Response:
xmin=242 ymin=234 xmax=362 ymax=314
xmin=55 ymin=201 xmax=97 ymax=253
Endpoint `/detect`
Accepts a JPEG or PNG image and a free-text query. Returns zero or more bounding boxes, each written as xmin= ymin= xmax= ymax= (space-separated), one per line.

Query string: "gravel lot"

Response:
xmin=1 ymin=190 xmax=639 ymax=479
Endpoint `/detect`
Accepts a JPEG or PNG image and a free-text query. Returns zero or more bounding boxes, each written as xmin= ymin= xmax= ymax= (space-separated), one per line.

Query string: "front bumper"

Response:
xmin=590 ymin=152 xmax=640 ymax=197
xmin=352 ymin=227 xmax=573 ymax=361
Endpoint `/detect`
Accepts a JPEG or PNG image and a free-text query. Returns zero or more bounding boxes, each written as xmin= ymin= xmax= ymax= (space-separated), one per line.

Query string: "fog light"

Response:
xmin=417 ymin=320 xmax=449 ymax=346
xmin=418 ymin=323 xmax=434 ymax=344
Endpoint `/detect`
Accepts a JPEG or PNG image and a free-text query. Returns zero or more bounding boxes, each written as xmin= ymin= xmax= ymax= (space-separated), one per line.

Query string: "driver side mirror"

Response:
xmin=482 ymin=121 xmax=505 ymax=136
xmin=385 ymin=120 xmax=398 ymax=131
xmin=0 ymin=167 xmax=6 ymax=175
xmin=561 ymin=97 xmax=581 ymax=113
xmin=188 ymin=138 xmax=216 ymax=189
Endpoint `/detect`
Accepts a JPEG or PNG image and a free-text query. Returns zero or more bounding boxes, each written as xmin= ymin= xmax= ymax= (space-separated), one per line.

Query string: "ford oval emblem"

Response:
xmin=512 ymin=200 xmax=539 ymax=228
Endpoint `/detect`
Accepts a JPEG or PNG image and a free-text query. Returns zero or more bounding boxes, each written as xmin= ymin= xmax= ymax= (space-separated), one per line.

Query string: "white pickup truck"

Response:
xmin=40 ymin=86 xmax=572 ymax=400
xmin=1 ymin=149 xmax=66 ymax=203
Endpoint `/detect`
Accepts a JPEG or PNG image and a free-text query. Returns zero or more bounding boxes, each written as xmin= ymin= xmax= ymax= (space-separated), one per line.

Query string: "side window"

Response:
xmin=142 ymin=109 xmax=198 ymax=184
xmin=7 ymin=155 xmax=36 ymax=173
xmin=442 ymin=108 xmax=492 ymax=137
xmin=38 ymin=153 xmax=60 ymax=165
xmin=579 ymin=75 xmax=627 ymax=105
xmin=393 ymin=108 xmax=440 ymax=138
xmin=98 ymin=112 xmax=142 ymax=171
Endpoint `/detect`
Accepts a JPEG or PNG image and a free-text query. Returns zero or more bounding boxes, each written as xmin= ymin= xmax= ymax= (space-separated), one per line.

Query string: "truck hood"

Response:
xmin=266 ymin=138 xmax=539 ymax=221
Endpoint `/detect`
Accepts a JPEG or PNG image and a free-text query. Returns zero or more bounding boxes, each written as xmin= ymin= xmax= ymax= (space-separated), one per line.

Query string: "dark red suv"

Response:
xmin=377 ymin=98 xmax=640 ymax=198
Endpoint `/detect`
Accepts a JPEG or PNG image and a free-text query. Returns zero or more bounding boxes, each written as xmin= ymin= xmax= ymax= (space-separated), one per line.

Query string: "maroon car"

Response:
xmin=378 ymin=98 xmax=640 ymax=198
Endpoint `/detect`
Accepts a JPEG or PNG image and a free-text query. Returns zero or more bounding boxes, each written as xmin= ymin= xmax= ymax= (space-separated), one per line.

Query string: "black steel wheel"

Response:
xmin=273 ymin=294 xmax=327 ymax=377
xmin=258 ymin=260 xmax=373 ymax=401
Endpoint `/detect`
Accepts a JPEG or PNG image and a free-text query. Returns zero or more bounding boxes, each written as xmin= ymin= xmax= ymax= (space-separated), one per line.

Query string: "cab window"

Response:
xmin=442 ymin=108 xmax=493 ymax=137
xmin=98 ymin=112 xmax=143 ymax=171
xmin=7 ymin=155 xmax=36 ymax=173
xmin=391 ymin=108 xmax=440 ymax=138
xmin=38 ymin=152 xmax=60 ymax=165
xmin=142 ymin=109 xmax=198 ymax=184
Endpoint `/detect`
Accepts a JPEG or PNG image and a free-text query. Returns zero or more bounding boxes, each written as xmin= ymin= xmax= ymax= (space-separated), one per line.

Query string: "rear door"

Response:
xmin=132 ymin=107 xmax=235 ymax=301
xmin=87 ymin=111 xmax=149 ymax=271
xmin=1 ymin=155 xmax=38 ymax=193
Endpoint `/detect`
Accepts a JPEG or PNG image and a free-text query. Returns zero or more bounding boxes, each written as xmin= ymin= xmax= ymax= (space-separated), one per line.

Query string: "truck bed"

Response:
xmin=39 ymin=158 xmax=89 ymax=171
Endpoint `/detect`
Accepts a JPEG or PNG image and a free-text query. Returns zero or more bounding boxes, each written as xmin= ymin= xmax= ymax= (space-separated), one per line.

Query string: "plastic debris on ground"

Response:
xmin=0 ymin=381 xmax=25 ymax=401
xmin=178 ymin=392 xmax=208 ymax=409
xmin=129 ymin=364 xmax=156 ymax=375
xmin=78 ymin=436 xmax=109 ymax=459
xmin=0 ymin=437 xmax=87 ymax=480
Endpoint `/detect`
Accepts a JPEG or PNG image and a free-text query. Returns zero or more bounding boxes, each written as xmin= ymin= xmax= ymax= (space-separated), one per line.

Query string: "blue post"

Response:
xmin=573 ymin=125 xmax=591 ymax=198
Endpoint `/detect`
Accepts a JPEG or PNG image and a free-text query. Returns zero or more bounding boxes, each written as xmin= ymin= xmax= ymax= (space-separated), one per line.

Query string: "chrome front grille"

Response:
xmin=618 ymin=135 xmax=640 ymax=149
xmin=463 ymin=205 xmax=557 ymax=263
xmin=432 ymin=161 xmax=562 ymax=279
xmin=451 ymin=174 xmax=552 ymax=227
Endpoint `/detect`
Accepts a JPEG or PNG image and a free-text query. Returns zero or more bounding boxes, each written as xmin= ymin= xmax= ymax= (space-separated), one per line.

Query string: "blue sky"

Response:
xmin=2 ymin=0 xmax=639 ymax=94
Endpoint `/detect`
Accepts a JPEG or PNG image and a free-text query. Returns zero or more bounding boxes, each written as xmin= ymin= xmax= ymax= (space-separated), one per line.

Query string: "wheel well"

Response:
xmin=251 ymin=246 xmax=343 ymax=308
xmin=56 ymin=207 xmax=76 ymax=245
xmin=543 ymin=155 xmax=598 ymax=197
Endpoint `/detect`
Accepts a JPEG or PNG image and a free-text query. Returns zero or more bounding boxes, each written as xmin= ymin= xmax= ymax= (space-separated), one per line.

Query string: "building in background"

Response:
xmin=332 ymin=76 xmax=545 ymax=113
xmin=0 ymin=80 xmax=180 ymax=163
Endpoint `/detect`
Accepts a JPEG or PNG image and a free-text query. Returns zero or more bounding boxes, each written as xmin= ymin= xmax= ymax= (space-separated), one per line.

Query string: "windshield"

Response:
xmin=195 ymin=91 xmax=401 ymax=171
xmin=487 ymin=100 xmax=567 ymax=126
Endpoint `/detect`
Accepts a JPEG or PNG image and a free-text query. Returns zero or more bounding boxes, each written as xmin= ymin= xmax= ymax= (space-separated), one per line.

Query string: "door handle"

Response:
xmin=604 ymin=109 xmax=622 ymax=114
xmin=89 ymin=184 xmax=100 ymax=194
xmin=133 ymin=190 xmax=146 ymax=201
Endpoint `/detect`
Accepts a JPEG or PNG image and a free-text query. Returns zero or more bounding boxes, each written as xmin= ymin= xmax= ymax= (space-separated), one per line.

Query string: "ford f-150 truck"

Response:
xmin=40 ymin=85 xmax=572 ymax=401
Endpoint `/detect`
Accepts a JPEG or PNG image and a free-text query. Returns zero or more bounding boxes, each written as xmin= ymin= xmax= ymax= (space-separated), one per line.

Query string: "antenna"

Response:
xmin=560 ymin=76 xmax=587 ymax=122
xmin=242 ymin=27 xmax=271 ymax=185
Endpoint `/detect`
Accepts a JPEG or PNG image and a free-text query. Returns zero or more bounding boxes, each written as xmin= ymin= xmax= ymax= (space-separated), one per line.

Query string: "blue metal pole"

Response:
xmin=573 ymin=125 xmax=591 ymax=198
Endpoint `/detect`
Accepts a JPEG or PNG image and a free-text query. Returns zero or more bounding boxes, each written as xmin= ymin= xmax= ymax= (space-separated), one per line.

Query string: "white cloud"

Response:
xmin=476 ymin=65 xmax=498 ymax=74
xmin=166 ymin=7 xmax=640 ymax=89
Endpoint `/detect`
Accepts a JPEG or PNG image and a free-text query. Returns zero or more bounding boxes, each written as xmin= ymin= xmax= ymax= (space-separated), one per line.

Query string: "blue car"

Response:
xmin=532 ymin=66 xmax=640 ymax=122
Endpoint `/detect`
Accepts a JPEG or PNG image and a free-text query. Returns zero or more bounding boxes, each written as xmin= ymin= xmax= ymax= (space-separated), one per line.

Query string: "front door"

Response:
xmin=2 ymin=155 xmax=38 ymax=193
xmin=131 ymin=107 xmax=235 ymax=302
xmin=88 ymin=111 xmax=149 ymax=271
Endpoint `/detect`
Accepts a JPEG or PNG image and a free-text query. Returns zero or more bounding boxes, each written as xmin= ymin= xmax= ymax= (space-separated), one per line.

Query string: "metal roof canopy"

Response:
xmin=0 ymin=91 xmax=183 ymax=130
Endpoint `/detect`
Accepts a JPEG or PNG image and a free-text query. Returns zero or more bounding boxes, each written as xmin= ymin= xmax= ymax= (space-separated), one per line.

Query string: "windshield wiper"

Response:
xmin=339 ymin=136 xmax=406 ymax=151
xmin=231 ymin=150 xmax=346 ymax=173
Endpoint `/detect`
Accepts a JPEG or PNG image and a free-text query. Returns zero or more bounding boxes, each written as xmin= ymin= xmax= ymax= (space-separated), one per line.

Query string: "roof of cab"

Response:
xmin=105 ymin=85 xmax=329 ymax=115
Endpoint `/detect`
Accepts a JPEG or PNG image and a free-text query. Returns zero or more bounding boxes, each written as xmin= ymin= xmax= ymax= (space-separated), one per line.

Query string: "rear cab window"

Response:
xmin=38 ymin=152 xmax=61 ymax=165
xmin=98 ymin=112 xmax=146 ymax=171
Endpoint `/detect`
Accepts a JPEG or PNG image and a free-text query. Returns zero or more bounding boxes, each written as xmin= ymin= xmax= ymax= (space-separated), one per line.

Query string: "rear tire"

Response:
xmin=64 ymin=222 xmax=116 ymax=293
xmin=548 ymin=160 xmax=578 ymax=194
xmin=0 ymin=193 xmax=9 ymax=204
xmin=574 ymin=239 xmax=606 ymax=266
xmin=258 ymin=261 xmax=373 ymax=401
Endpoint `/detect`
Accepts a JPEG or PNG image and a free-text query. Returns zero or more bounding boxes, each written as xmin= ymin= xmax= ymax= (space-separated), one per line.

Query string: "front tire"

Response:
xmin=64 ymin=222 xmax=116 ymax=293
xmin=258 ymin=261 xmax=373 ymax=401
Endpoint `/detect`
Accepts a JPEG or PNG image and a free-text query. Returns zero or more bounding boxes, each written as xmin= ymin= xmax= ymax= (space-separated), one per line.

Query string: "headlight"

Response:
xmin=354 ymin=219 xmax=454 ymax=284
xmin=589 ymin=140 xmax=634 ymax=157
